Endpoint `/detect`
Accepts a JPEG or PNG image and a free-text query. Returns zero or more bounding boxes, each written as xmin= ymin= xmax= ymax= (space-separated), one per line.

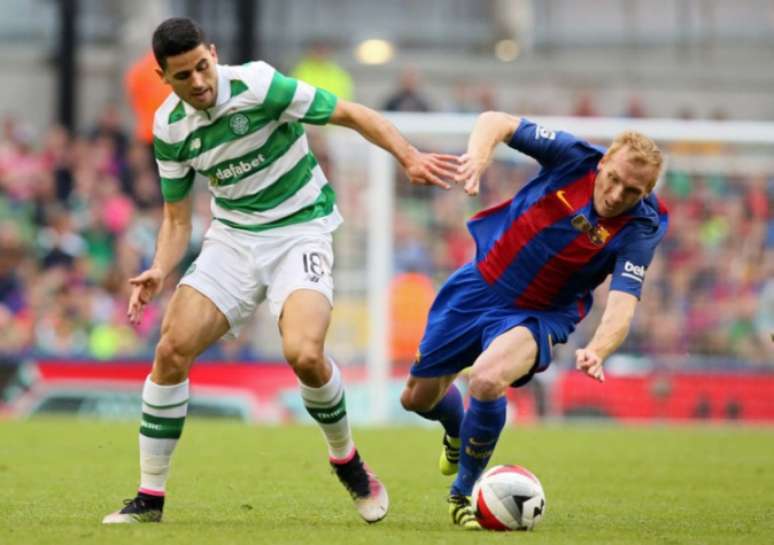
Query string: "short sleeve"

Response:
xmin=157 ymin=165 xmax=195 ymax=202
xmin=261 ymin=69 xmax=338 ymax=125
xmin=153 ymin=139 xmax=194 ymax=202
xmin=150 ymin=101 xmax=196 ymax=202
xmin=508 ymin=118 xmax=598 ymax=169
xmin=609 ymin=220 xmax=668 ymax=299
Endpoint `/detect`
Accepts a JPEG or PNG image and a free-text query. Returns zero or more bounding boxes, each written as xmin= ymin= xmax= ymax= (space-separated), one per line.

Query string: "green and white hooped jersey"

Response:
xmin=153 ymin=62 xmax=342 ymax=233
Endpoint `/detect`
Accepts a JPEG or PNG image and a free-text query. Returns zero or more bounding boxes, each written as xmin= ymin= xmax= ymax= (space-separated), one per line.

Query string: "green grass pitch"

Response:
xmin=2 ymin=418 xmax=773 ymax=545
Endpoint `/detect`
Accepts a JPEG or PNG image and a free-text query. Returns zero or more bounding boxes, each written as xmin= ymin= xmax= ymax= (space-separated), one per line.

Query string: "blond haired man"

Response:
xmin=399 ymin=113 xmax=668 ymax=529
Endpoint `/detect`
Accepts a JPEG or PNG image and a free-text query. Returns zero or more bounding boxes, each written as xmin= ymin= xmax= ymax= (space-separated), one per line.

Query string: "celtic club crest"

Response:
xmin=229 ymin=113 xmax=250 ymax=135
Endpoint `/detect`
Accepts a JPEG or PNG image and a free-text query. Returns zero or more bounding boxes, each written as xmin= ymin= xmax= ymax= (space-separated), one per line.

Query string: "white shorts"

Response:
xmin=179 ymin=220 xmax=335 ymax=339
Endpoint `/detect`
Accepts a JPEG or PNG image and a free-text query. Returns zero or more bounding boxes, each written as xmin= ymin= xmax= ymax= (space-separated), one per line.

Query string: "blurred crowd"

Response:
xmin=0 ymin=76 xmax=772 ymax=365
xmin=0 ymin=111 xmax=178 ymax=361
xmin=630 ymin=168 xmax=773 ymax=364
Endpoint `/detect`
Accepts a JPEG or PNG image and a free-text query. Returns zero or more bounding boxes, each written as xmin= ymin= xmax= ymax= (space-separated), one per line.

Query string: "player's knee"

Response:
xmin=153 ymin=336 xmax=193 ymax=384
xmin=400 ymin=385 xmax=437 ymax=413
xmin=400 ymin=387 xmax=421 ymax=412
xmin=468 ymin=368 xmax=507 ymax=401
xmin=284 ymin=341 xmax=326 ymax=382
xmin=292 ymin=351 xmax=325 ymax=376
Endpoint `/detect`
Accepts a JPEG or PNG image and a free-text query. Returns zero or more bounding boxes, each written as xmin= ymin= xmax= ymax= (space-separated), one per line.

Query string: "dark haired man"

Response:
xmin=103 ymin=17 xmax=458 ymax=524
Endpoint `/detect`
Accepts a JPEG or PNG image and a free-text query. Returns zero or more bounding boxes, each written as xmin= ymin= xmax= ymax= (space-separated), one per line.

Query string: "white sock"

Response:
xmin=138 ymin=376 xmax=189 ymax=494
xmin=299 ymin=360 xmax=355 ymax=461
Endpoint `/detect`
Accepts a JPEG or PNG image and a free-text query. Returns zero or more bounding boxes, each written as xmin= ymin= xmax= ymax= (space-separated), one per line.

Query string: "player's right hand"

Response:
xmin=457 ymin=153 xmax=487 ymax=196
xmin=127 ymin=267 xmax=165 ymax=325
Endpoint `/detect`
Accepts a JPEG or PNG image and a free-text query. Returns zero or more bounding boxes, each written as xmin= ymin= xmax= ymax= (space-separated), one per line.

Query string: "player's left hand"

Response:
xmin=402 ymin=147 xmax=460 ymax=189
xmin=575 ymin=348 xmax=605 ymax=382
xmin=457 ymin=153 xmax=487 ymax=196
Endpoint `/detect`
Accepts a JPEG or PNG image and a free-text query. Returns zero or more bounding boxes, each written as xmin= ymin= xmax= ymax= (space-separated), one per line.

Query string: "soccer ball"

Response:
xmin=471 ymin=464 xmax=546 ymax=531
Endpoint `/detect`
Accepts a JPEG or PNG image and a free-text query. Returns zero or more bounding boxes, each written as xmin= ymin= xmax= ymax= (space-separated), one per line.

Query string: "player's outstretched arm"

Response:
xmin=328 ymin=99 xmax=459 ymax=189
xmin=576 ymin=290 xmax=639 ymax=382
xmin=127 ymin=197 xmax=193 ymax=324
xmin=458 ymin=111 xmax=521 ymax=196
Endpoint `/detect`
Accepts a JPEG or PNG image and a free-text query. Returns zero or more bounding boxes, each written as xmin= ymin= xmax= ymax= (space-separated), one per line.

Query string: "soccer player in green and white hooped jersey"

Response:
xmin=103 ymin=17 xmax=459 ymax=525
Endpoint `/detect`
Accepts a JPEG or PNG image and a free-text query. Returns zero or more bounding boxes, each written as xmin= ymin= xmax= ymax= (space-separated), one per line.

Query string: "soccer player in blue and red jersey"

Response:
xmin=400 ymin=111 xmax=668 ymax=529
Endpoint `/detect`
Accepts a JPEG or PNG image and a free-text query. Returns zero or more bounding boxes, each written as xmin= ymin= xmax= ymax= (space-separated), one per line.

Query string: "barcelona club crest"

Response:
xmin=571 ymin=214 xmax=610 ymax=246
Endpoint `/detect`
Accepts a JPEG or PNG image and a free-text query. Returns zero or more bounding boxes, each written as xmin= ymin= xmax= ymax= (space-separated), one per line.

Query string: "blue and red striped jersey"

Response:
xmin=468 ymin=118 xmax=668 ymax=319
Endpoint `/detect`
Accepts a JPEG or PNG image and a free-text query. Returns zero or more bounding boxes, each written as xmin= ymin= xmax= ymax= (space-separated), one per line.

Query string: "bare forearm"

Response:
xmin=151 ymin=218 xmax=192 ymax=278
xmin=577 ymin=292 xmax=636 ymax=381
xmin=587 ymin=319 xmax=629 ymax=360
xmin=466 ymin=111 xmax=520 ymax=164
xmin=330 ymin=102 xmax=414 ymax=167
xmin=576 ymin=291 xmax=637 ymax=382
xmin=586 ymin=291 xmax=640 ymax=361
